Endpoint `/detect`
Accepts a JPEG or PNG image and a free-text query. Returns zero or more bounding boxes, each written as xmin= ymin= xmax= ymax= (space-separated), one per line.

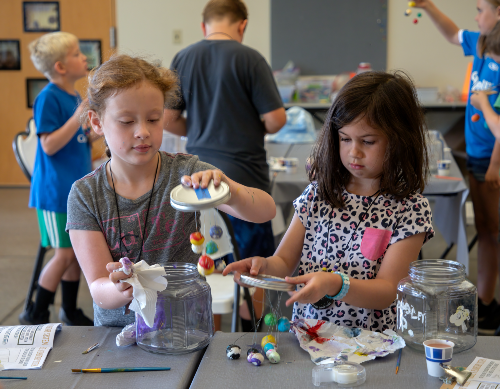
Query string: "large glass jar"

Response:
xmin=396 ymin=260 xmax=477 ymax=353
xmin=136 ymin=263 xmax=214 ymax=354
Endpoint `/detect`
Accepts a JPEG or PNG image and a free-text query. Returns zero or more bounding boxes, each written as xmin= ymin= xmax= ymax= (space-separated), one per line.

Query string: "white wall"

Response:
xmin=115 ymin=0 xmax=270 ymax=67
xmin=387 ymin=0 xmax=477 ymax=89
xmin=116 ymin=0 xmax=478 ymax=90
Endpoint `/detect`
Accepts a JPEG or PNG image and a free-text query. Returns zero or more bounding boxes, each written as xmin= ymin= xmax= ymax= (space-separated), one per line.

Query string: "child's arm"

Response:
xmin=39 ymin=98 xmax=87 ymax=156
xmin=183 ymin=169 xmax=276 ymax=223
xmin=69 ymin=229 xmax=134 ymax=310
xmin=486 ymin=140 xmax=500 ymax=189
xmin=414 ymin=0 xmax=460 ymax=45
xmin=163 ymin=109 xmax=187 ymax=137
xmin=470 ymin=91 xmax=500 ymax=140
xmin=285 ymin=232 xmax=426 ymax=309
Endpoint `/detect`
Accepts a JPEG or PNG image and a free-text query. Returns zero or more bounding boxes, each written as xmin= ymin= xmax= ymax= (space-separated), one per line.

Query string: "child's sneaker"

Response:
xmin=59 ymin=307 xmax=94 ymax=326
xmin=478 ymin=299 xmax=500 ymax=335
xmin=18 ymin=305 xmax=50 ymax=325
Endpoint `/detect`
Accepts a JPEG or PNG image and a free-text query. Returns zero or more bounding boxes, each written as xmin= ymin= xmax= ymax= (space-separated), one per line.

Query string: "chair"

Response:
xmin=12 ymin=118 xmax=50 ymax=314
xmin=200 ymin=209 xmax=255 ymax=332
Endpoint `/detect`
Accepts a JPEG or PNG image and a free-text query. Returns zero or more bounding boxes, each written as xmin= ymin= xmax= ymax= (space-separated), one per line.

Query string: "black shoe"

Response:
xmin=18 ymin=305 xmax=50 ymax=325
xmin=478 ymin=299 xmax=500 ymax=335
xmin=59 ymin=307 xmax=94 ymax=326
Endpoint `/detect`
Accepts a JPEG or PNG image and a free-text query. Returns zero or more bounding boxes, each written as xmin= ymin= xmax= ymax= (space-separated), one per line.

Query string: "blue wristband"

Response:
xmin=325 ymin=272 xmax=350 ymax=300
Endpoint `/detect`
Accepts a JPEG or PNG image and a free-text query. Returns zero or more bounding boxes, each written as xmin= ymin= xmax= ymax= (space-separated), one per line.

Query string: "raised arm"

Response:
xmin=415 ymin=0 xmax=460 ymax=45
xmin=69 ymin=229 xmax=133 ymax=310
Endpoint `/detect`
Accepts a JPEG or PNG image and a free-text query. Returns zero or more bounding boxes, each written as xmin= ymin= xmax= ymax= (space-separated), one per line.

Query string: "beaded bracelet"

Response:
xmin=325 ymin=272 xmax=350 ymax=300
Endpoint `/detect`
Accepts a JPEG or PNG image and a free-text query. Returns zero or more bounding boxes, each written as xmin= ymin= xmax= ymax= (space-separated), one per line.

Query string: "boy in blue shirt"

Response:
xmin=20 ymin=32 xmax=93 ymax=326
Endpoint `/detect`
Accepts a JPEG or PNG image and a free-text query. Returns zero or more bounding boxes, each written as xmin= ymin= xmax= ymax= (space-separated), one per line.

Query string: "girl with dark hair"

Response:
xmin=224 ymin=71 xmax=434 ymax=332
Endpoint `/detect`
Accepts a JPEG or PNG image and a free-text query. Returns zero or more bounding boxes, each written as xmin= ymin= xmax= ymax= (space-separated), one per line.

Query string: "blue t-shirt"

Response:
xmin=29 ymin=83 xmax=92 ymax=213
xmin=461 ymin=30 xmax=499 ymax=159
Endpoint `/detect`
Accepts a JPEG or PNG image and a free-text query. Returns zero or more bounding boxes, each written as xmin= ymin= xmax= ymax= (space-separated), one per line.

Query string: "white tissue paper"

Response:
xmin=119 ymin=260 xmax=168 ymax=328
xmin=116 ymin=323 xmax=137 ymax=347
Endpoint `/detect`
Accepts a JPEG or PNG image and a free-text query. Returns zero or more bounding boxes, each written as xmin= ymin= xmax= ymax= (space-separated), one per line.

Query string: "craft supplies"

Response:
xmin=423 ymin=339 xmax=454 ymax=377
xmin=437 ymin=159 xmax=451 ymax=176
xmin=135 ymin=263 xmax=213 ymax=354
xmin=190 ymin=232 xmax=205 ymax=245
xmin=209 ymin=225 xmax=223 ymax=239
xmin=71 ymin=367 xmax=171 ymax=373
xmin=205 ymin=241 xmax=219 ymax=255
xmin=247 ymin=352 xmax=264 ymax=366
xmin=396 ymin=260 xmax=477 ymax=353
xmin=247 ymin=347 xmax=259 ymax=356
xmin=264 ymin=312 xmax=277 ymax=326
xmin=395 ymin=348 xmax=402 ymax=374
xmin=197 ymin=254 xmax=215 ymax=276
xmin=471 ymin=113 xmax=480 ymax=122
xmin=440 ymin=364 xmax=471 ymax=385
xmin=261 ymin=334 xmax=277 ymax=349
xmin=170 ymin=180 xmax=231 ymax=212
xmin=116 ymin=323 xmax=136 ymax=347
xmin=267 ymin=351 xmax=281 ymax=364
xmin=82 ymin=342 xmax=99 ymax=354
xmin=277 ymin=317 xmax=291 ymax=332
xmin=312 ymin=362 xmax=366 ymax=387
xmin=226 ymin=344 xmax=241 ymax=360
xmin=239 ymin=273 xmax=295 ymax=292
xmin=263 ymin=342 xmax=276 ymax=354
xmin=0 ymin=377 xmax=28 ymax=380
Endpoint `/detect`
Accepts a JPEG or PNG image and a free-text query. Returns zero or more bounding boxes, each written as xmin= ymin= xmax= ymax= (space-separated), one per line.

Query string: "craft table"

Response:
xmin=266 ymin=141 xmax=470 ymax=272
xmin=0 ymin=326 xmax=204 ymax=389
xmin=190 ymin=332 xmax=500 ymax=389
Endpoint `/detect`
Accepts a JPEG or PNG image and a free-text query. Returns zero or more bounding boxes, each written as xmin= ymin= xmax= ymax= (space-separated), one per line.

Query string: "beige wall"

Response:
xmin=115 ymin=0 xmax=270 ymax=67
xmin=116 ymin=0 xmax=478 ymax=90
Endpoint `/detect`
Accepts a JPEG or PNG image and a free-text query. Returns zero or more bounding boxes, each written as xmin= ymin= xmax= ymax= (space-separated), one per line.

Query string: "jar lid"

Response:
xmin=312 ymin=361 xmax=366 ymax=387
xmin=239 ymin=273 xmax=296 ymax=291
xmin=170 ymin=181 xmax=231 ymax=211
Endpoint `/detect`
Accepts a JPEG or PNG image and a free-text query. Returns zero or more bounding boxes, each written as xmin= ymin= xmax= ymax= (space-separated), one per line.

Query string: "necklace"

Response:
xmin=311 ymin=189 xmax=381 ymax=310
xmin=205 ymin=32 xmax=234 ymax=40
xmin=109 ymin=152 xmax=160 ymax=262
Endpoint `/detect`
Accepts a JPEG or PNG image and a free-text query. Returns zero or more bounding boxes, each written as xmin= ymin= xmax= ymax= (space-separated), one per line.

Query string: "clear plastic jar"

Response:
xmin=136 ymin=263 xmax=214 ymax=354
xmin=396 ymin=260 xmax=477 ymax=353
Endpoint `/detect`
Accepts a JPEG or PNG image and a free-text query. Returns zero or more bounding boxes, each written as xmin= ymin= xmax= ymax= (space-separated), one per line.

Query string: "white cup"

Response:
xmin=423 ymin=339 xmax=455 ymax=377
xmin=437 ymin=160 xmax=451 ymax=176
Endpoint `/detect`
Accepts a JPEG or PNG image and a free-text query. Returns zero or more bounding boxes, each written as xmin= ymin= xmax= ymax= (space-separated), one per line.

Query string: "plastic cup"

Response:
xmin=437 ymin=160 xmax=451 ymax=176
xmin=423 ymin=339 xmax=454 ymax=377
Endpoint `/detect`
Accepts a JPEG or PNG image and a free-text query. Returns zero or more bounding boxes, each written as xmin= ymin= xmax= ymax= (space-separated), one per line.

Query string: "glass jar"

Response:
xmin=136 ymin=263 xmax=214 ymax=354
xmin=396 ymin=260 xmax=477 ymax=353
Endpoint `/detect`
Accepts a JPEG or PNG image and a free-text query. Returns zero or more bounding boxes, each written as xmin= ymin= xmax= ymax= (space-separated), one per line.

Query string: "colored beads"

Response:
xmin=264 ymin=312 xmax=277 ymax=326
xmin=263 ymin=342 xmax=276 ymax=354
xmin=226 ymin=344 xmax=241 ymax=360
xmin=247 ymin=347 xmax=259 ymax=356
xmin=191 ymin=243 xmax=204 ymax=254
xmin=405 ymin=8 xmax=411 ymax=16
xmin=247 ymin=352 xmax=264 ymax=366
xmin=190 ymin=232 xmax=205 ymax=245
xmin=261 ymin=334 xmax=276 ymax=349
xmin=209 ymin=225 xmax=223 ymax=239
xmin=267 ymin=350 xmax=281 ymax=364
xmin=198 ymin=255 xmax=214 ymax=276
xmin=278 ymin=317 xmax=291 ymax=332
xmin=215 ymin=258 xmax=227 ymax=271
xmin=413 ymin=18 xmax=418 ymax=24
xmin=408 ymin=1 xmax=416 ymax=6
xmin=205 ymin=240 xmax=219 ymax=255
xmin=472 ymin=113 xmax=481 ymax=122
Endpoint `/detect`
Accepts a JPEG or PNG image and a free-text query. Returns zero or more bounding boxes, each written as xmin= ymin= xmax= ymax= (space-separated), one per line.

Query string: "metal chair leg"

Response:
xmin=23 ymin=242 xmax=47 ymax=313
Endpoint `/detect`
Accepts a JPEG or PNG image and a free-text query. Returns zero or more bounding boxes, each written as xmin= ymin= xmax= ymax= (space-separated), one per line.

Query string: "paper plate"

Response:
xmin=239 ymin=273 xmax=296 ymax=292
xmin=170 ymin=181 xmax=231 ymax=211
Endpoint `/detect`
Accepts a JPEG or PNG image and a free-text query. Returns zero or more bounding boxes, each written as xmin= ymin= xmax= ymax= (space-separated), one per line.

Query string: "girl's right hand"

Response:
xmin=106 ymin=262 xmax=134 ymax=299
xmin=222 ymin=256 xmax=268 ymax=284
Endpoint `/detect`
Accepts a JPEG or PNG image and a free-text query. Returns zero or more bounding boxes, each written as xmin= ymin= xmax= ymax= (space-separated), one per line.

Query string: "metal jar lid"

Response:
xmin=239 ymin=273 xmax=296 ymax=292
xmin=170 ymin=181 xmax=231 ymax=211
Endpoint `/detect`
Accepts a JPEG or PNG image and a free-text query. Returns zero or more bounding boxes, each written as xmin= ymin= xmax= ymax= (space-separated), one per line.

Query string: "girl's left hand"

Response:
xmin=181 ymin=169 xmax=226 ymax=189
xmin=284 ymin=272 xmax=342 ymax=307
xmin=470 ymin=91 xmax=489 ymax=110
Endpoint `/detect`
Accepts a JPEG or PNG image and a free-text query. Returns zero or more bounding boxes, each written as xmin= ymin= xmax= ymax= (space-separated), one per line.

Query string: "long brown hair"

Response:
xmin=485 ymin=20 xmax=500 ymax=55
xmin=80 ymin=55 xmax=179 ymax=157
xmin=308 ymin=71 xmax=428 ymax=208
xmin=478 ymin=0 xmax=500 ymax=57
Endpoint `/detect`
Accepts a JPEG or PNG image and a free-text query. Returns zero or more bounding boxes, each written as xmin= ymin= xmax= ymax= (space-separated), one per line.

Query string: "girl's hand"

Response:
xmin=106 ymin=262 xmax=134 ymax=299
xmin=470 ymin=91 xmax=489 ymax=111
xmin=485 ymin=164 xmax=500 ymax=189
xmin=181 ymin=169 xmax=226 ymax=189
xmin=222 ymin=256 xmax=268 ymax=285
xmin=412 ymin=0 xmax=431 ymax=9
xmin=284 ymin=272 xmax=342 ymax=307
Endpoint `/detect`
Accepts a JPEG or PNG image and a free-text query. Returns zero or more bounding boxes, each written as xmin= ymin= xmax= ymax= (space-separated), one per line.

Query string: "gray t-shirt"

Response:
xmin=66 ymin=151 xmax=214 ymax=327
xmin=171 ymin=40 xmax=283 ymax=193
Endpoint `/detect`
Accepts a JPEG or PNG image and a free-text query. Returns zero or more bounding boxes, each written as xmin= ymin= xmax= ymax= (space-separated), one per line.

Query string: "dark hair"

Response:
xmin=308 ymin=71 xmax=428 ymax=208
xmin=202 ymin=0 xmax=248 ymax=24
xmin=81 ymin=54 xmax=179 ymax=157
xmin=486 ymin=20 xmax=500 ymax=56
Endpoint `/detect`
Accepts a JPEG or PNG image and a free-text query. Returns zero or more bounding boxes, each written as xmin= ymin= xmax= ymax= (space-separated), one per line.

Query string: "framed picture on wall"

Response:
xmin=23 ymin=2 xmax=60 ymax=32
xmin=26 ymin=78 xmax=49 ymax=108
xmin=80 ymin=40 xmax=102 ymax=70
xmin=0 ymin=40 xmax=21 ymax=70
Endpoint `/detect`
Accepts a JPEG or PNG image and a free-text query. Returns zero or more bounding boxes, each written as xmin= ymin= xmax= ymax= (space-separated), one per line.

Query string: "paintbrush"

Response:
xmin=0 ymin=377 xmax=28 ymax=380
xmin=72 ymin=367 xmax=171 ymax=373
xmin=395 ymin=348 xmax=402 ymax=374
